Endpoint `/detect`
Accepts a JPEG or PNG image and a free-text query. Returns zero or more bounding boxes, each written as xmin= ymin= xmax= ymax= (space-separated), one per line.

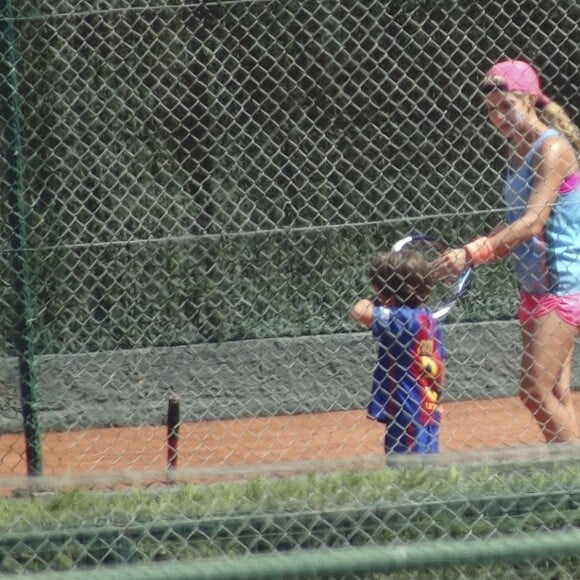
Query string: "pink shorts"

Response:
xmin=518 ymin=291 xmax=580 ymax=327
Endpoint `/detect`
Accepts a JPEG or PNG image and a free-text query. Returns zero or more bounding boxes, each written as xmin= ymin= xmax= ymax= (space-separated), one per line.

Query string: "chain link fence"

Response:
xmin=1 ymin=0 xmax=580 ymax=576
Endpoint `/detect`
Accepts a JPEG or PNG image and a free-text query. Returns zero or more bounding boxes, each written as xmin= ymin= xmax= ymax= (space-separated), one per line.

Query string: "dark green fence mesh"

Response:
xmin=1 ymin=0 xmax=579 ymax=577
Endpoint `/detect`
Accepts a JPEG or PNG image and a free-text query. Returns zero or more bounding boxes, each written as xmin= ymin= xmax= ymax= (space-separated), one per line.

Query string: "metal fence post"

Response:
xmin=0 ymin=0 xmax=42 ymax=477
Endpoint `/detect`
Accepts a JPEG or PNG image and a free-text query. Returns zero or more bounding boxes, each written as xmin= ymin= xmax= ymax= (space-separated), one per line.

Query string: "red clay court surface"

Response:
xmin=2 ymin=394 xmax=580 ymax=487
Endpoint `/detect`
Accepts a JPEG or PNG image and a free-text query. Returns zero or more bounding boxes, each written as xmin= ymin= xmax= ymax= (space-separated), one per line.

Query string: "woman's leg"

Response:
xmin=553 ymin=346 xmax=576 ymax=419
xmin=519 ymin=312 xmax=579 ymax=443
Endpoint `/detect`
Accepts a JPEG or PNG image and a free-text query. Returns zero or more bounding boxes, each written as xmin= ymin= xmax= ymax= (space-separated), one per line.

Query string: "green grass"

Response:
xmin=2 ymin=459 xmax=580 ymax=530
xmin=2 ymin=459 xmax=580 ymax=576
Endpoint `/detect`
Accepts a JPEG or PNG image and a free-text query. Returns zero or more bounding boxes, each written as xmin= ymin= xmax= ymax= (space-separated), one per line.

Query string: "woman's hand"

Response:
xmin=432 ymin=248 xmax=468 ymax=280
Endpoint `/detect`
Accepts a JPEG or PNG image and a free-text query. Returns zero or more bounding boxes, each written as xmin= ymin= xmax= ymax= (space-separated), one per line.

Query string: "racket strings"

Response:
xmin=391 ymin=235 xmax=473 ymax=320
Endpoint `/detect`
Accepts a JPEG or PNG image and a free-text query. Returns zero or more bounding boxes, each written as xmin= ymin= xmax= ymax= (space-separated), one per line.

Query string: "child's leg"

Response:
xmin=410 ymin=424 xmax=440 ymax=454
xmin=384 ymin=421 xmax=410 ymax=454
xmin=385 ymin=419 xmax=439 ymax=454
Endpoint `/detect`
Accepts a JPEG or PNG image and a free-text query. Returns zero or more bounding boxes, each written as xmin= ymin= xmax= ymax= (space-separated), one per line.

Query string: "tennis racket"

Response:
xmin=391 ymin=233 xmax=473 ymax=320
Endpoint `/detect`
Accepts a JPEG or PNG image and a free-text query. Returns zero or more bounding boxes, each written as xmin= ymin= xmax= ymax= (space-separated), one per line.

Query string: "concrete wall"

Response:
xmin=1 ymin=320 xmax=578 ymax=433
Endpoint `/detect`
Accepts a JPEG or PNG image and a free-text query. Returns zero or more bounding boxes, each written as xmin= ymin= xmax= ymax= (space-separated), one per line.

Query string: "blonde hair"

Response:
xmin=540 ymin=101 xmax=580 ymax=157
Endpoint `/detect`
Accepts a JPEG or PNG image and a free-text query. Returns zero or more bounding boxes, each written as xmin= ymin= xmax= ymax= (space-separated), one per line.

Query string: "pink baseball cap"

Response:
xmin=483 ymin=59 xmax=551 ymax=106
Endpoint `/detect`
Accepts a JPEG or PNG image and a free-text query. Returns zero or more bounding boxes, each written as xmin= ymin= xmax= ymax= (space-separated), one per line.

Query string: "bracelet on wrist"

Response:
xmin=464 ymin=237 xmax=494 ymax=265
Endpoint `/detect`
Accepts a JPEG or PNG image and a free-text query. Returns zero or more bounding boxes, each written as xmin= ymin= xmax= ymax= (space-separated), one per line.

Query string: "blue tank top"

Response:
xmin=504 ymin=129 xmax=580 ymax=295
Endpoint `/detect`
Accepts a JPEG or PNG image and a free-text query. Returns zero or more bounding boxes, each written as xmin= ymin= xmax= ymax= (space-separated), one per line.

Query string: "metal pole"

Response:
xmin=10 ymin=527 xmax=580 ymax=580
xmin=0 ymin=0 xmax=42 ymax=476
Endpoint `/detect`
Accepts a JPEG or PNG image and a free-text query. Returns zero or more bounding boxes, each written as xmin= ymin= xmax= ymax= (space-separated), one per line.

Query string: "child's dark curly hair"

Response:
xmin=367 ymin=250 xmax=433 ymax=308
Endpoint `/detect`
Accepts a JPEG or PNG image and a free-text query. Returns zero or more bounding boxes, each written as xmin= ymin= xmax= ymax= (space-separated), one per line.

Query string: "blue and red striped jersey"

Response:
xmin=368 ymin=305 xmax=445 ymax=426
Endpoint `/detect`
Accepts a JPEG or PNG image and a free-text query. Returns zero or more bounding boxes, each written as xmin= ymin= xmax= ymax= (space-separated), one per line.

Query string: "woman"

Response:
xmin=436 ymin=59 xmax=580 ymax=443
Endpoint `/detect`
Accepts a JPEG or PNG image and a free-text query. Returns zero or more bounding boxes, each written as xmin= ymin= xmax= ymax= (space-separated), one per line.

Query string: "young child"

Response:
xmin=351 ymin=249 xmax=445 ymax=454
